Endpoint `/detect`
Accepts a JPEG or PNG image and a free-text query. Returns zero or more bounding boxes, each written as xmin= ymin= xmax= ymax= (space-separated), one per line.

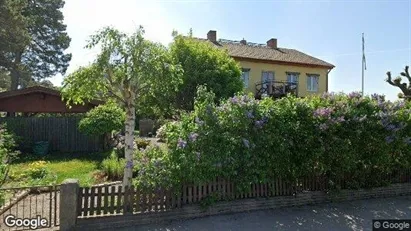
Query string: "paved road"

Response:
xmin=109 ymin=196 xmax=411 ymax=231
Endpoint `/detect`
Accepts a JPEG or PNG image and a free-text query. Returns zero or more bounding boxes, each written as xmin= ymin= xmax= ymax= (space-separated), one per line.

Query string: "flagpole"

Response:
xmin=362 ymin=33 xmax=365 ymax=96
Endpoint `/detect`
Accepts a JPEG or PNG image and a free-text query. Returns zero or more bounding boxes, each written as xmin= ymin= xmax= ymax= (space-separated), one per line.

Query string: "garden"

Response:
xmin=1 ymin=25 xmax=411 ymax=203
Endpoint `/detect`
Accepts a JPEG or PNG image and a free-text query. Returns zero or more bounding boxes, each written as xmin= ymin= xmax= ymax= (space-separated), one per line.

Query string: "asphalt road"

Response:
xmin=110 ymin=196 xmax=411 ymax=231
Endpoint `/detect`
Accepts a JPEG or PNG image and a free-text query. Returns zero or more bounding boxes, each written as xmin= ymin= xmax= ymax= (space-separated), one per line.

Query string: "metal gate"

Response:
xmin=0 ymin=185 xmax=60 ymax=230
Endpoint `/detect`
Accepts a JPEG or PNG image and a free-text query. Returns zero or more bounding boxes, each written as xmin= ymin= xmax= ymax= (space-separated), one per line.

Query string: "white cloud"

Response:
xmin=52 ymin=0 xmax=176 ymax=86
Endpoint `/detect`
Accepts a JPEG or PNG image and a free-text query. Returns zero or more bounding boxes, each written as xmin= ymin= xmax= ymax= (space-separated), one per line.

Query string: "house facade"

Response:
xmin=202 ymin=30 xmax=335 ymax=98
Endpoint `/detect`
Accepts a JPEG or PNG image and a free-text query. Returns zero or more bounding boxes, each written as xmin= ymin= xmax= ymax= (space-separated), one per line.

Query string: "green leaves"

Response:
xmin=0 ymin=124 xmax=20 ymax=187
xmin=62 ymin=26 xmax=183 ymax=187
xmin=158 ymin=91 xmax=411 ymax=193
xmin=169 ymin=34 xmax=243 ymax=111
xmin=78 ymin=101 xmax=125 ymax=136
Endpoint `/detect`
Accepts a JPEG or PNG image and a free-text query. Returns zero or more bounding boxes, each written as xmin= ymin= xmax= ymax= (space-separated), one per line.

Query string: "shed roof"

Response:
xmin=0 ymin=86 xmax=103 ymax=113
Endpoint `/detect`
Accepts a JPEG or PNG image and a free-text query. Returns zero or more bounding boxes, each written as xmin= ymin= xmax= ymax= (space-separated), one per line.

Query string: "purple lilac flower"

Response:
xmin=254 ymin=120 xmax=264 ymax=129
xmin=188 ymin=132 xmax=199 ymax=142
xmin=385 ymin=135 xmax=395 ymax=144
xmin=371 ymin=93 xmax=385 ymax=102
xmin=377 ymin=101 xmax=387 ymax=110
xmin=321 ymin=92 xmax=336 ymax=99
xmin=231 ymin=96 xmax=239 ymax=104
xmin=385 ymin=124 xmax=396 ymax=131
xmin=218 ymin=104 xmax=229 ymax=112
xmin=313 ymin=108 xmax=333 ymax=118
xmin=331 ymin=116 xmax=345 ymax=124
xmin=241 ymin=95 xmax=250 ymax=103
xmin=336 ymin=116 xmax=345 ymax=123
xmin=393 ymin=101 xmax=405 ymax=110
xmin=125 ymin=160 xmax=134 ymax=169
xmin=139 ymin=168 xmax=146 ymax=176
xmin=348 ymin=92 xmax=362 ymax=99
xmin=262 ymin=116 xmax=269 ymax=123
xmin=319 ymin=123 xmax=328 ymax=131
xmin=358 ymin=115 xmax=367 ymax=122
xmin=153 ymin=159 xmax=161 ymax=167
xmin=246 ymin=110 xmax=254 ymax=119
xmin=380 ymin=117 xmax=390 ymax=126
xmin=242 ymin=138 xmax=250 ymax=148
xmin=403 ymin=137 xmax=411 ymax=145
xmin=195 ymin=117 xmax=204 ymax=126
xmin=177 ymin=138 xmax=187 ymax=149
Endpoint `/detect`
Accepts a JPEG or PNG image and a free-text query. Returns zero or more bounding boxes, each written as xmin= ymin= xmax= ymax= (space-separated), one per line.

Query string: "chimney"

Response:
xmin=207 ymin=30 xmax=216 ymax=42
xmin=267 ymin=38 xmax=277 ymax=48
xmin=240 ymin=38 xmax=247 ymax=45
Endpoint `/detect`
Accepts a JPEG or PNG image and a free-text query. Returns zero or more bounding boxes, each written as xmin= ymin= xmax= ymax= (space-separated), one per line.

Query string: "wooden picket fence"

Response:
xmin=77 ymin=177 xmax=317 ymax=217
xmin=77 ymin=170 xmax=411 ymax=218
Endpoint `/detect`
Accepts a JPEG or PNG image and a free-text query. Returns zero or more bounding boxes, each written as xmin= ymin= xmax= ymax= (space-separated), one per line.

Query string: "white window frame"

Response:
xmin=241 ymin=68 xmax=250 ymax=89
xmin=286 ymin=72 xmax=299 ymax=84
xmin=307 ymin=74 xmax=319 ymax=92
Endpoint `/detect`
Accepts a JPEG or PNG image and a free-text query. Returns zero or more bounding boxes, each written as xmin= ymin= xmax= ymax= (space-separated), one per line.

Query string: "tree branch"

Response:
xmin=106 ymin=67 xmax=125 ymax=101
xmin=400 ymin=66 xmax=411 ymax=83
xmin=107 ymin=88 xmax=126 ymax=104
xmin=386 ymin=71 xmax=409 ymax=93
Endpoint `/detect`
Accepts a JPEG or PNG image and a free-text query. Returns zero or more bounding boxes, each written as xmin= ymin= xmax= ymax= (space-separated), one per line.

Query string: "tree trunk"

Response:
xmin=10 ymin=52 xmax=22 ymax=91
xmin=122 ymin=101 xmax=136 ymax=187
xmin=10 ymin=69 xmax=19 ymax=91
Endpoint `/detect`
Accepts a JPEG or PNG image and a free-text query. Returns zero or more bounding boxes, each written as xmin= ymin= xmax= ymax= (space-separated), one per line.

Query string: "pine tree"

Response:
xmin=0 ymin=0 xmax=71 ymax=90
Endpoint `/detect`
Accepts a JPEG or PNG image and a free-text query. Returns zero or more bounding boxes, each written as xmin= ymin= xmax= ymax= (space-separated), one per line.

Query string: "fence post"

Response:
xmin=60 ymin=179 xmax=79 ymax=231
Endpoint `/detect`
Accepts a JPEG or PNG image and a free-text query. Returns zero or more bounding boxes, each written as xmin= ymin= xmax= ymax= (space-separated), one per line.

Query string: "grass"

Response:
xmin=4 ymin=151 xmax=112 ymax=187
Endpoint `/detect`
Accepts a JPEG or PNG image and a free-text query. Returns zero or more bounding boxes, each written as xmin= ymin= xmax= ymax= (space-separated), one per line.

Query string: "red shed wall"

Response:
xmin=0 ymin=92 xmax=94 ymax=113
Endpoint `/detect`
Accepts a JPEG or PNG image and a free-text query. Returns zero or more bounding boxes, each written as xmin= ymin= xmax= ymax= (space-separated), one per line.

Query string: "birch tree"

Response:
xmin=62 ymin=27 xmax=183 ymax=186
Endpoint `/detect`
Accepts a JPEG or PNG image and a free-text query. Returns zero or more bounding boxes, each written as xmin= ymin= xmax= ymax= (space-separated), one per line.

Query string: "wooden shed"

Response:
xmin=0 ymin=86 xmax=105 ymax=153
xmin=0 ymin=86 xmax=100 ymax=113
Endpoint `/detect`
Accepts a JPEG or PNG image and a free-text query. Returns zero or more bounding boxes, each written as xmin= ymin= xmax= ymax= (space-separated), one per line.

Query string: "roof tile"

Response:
xmin=195 ymin=38 xmax=334 ymax=68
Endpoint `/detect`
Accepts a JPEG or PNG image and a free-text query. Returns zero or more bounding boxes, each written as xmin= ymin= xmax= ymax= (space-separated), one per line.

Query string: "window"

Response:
xmin=241 ymin=69 xmax=250 ymax=88
xmin=307 ymin=75 xmax=319 ymax=92
xmin=286 ymin=72 xmax=299 ymax=84
xmin=261 ymin=71 xmax=274 ymax=94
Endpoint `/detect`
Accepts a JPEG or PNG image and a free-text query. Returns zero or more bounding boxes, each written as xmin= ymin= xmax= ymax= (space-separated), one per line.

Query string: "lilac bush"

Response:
xmin=139 ymin=85 xmax=411 ymax=192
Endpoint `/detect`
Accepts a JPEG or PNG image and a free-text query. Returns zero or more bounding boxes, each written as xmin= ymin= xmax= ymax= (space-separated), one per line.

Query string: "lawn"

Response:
xmin=4 ymin=151 xmax=112 ymax=188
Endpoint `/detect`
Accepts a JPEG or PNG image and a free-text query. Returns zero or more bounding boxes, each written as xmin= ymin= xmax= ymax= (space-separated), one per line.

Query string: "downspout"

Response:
xmin=326 ymin=69 xmax=332 ymax=92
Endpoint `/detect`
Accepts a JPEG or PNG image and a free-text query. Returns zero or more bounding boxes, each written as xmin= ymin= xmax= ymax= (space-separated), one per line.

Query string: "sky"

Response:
xmin=56 ymin=0 xmax=411 ymax=101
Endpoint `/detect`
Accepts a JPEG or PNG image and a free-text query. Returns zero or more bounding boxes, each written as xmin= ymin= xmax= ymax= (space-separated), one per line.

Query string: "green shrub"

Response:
xmin=136 ymin=138 xmax=151 ymax=149
xmin=101 ymin=151 xmax=125 ymax=181
xmin=133 ymin=146 xmax=172 ymax=190
xmin=26 ymin=161 xmax=48 ymax=179
xmin=160 ymin=86 xmax=411 ymax=192
xmin=79 ymin=101 xmax=125 ymax=136
xmin=0 ymin=124 xmax=20 ymax=187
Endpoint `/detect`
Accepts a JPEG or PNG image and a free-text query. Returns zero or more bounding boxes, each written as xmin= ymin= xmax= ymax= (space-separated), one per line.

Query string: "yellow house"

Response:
xmin=201 ymin=30 xmax=335 ymax=98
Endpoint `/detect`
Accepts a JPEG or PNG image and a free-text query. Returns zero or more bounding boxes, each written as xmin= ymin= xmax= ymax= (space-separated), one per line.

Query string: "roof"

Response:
xmin=0 ymin=86 xmax=103 ymax=105
xmin=195 ymin=38 xmax=335 ymax=69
